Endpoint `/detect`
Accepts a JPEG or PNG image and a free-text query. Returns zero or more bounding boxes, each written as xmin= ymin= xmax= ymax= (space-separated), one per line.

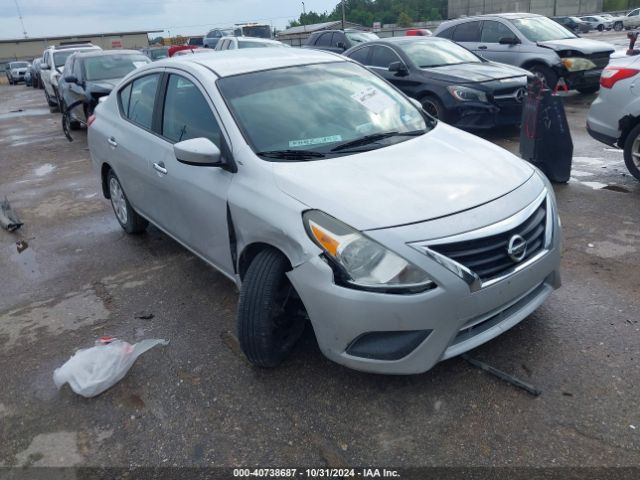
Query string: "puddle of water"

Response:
xmin=0 ymin=108 xmax=50 ymax=121
xmin=34 ymin=163 xmax=55 ymax=177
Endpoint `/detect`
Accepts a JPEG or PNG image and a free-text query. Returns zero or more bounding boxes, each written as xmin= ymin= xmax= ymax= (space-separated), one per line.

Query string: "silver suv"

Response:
xmin=587 ymin=54 xmax=640 ymax=181
xmin=434 ymin=13 xmax=614 ymax=93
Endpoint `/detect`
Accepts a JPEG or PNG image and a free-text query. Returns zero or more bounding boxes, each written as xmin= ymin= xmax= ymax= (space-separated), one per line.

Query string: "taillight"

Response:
xmin=600 ymin=66 xmax=640 ymax=89
xmin=87 ymin=114 xmax=96 ymax=127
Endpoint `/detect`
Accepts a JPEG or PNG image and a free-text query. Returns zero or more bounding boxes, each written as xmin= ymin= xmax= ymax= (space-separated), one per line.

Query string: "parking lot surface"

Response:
xmin=1 ymin=40 xmax=640 ymax=469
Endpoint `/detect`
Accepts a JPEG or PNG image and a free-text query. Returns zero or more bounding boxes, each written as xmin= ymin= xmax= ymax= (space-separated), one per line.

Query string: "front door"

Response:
xmin=477 ymin=20 xmax=521 ymax=65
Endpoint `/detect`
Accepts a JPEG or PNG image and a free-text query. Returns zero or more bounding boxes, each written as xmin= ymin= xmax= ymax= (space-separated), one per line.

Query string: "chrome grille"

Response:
xmin=428 ymin=200 xmax=547 ymax=282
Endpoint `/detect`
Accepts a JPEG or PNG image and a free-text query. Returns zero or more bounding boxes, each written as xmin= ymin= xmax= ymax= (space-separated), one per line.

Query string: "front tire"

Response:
xmin=529 ymin=64 xmax=558 ymax=90
xmin=597 ymin=24 xmax=604 ymax=31
xmin=44 ymin=88 xmax=57 ymax=108
xmin=238 ymin=249 xmax=306 ymax=368
xmin=107 ymin=170 xmax=148 ymax=234
xmin=419 ymin=95 xmax=447 ymax=122
xmin=623 ymin=123 xmax=640 ymax=181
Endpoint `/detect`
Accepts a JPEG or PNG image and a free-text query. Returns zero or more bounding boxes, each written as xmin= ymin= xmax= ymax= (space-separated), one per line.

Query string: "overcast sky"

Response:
xmin=0 ymin=0 xmax=340 ymax=39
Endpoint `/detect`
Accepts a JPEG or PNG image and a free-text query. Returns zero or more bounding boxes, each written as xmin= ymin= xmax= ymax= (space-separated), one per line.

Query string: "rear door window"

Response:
xmin=316 ymin=32 xmax=333 ymax=47
xmin=452 ymin=21 xmax=482 ymax=42
xmin=348 ymin=46 xmax=371 ymax=64
xmin=119 ymin=73 xmax=160 ymax=130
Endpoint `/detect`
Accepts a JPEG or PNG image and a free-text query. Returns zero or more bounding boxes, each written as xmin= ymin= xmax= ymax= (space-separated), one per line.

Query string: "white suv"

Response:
xmin=41 ymin=43 xmax=101 ymax=111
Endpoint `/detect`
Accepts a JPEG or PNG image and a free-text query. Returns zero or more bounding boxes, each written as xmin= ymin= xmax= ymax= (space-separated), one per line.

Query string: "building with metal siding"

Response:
xmin=0 ymin=30 xmax=161 ymax=64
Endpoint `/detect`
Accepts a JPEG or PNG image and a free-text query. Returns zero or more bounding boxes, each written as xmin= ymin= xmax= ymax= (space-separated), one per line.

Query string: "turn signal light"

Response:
xmin=600 ymin=67 xmax=640 ymax=89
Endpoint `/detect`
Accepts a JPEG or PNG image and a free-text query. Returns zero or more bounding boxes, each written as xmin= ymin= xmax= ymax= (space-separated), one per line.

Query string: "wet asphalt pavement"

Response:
xmin=0 ymin=42 xmax=639 ymax=470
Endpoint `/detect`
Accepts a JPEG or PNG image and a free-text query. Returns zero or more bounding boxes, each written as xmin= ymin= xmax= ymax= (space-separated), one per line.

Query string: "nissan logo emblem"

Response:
xmin=515 ymin=88 xmax=526 ymax=103
xmin=507 ymin=235 xmax=527 ymax=262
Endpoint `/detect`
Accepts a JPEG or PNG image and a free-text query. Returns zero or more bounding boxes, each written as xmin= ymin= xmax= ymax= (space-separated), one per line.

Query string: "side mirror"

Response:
xmin=337 ymin=41 xmax=347 ymax=50
xmin=64 ymin=75 xmax=78 ymax=84
xmin=499 ymin=36 xmax=520 ymax=45
xmin=389 ymin=61 xmax=409 ymax=75
xmin=174 ymin=138 xmax=223 ymax=167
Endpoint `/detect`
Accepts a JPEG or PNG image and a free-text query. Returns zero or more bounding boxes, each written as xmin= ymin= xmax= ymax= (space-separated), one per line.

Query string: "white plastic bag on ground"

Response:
xmin=53 ymin=337 xmax=169 ymax=398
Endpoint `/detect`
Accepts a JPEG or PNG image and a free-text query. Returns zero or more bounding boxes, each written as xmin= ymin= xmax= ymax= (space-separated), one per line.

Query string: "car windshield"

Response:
xmin=149 ymin=49 xmax=168 ymax=60
xmin=511 ymin=17 xmax=576 ymax=41
xmin=345 ymin=31 xmax=379 ymax=44
xmin=54 ymin=50 xmax=79 ymax=68
xmin=400 ymin=39 xmax=481 ymax=68
xmin=570 ymin=17 xmax=583 ymax=22
xmin=83 ymin=54 xmax=150 ymax=81
xmin=11 ymin=62 xmax=29 ymax=68
xmin=218 ymin=62 xmax=429 ymax=159
xmin=240 ymin=25 xmax=272 ymax=39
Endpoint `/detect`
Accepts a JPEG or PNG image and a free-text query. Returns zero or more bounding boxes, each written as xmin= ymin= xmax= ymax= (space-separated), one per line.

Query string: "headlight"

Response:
xmin=562 ymin=57 xmax=596 ymax=72
xmin=446 ymin=85 xmax=489 ymax=103
xmin=303 ymin=210 xmax=435 ymax=293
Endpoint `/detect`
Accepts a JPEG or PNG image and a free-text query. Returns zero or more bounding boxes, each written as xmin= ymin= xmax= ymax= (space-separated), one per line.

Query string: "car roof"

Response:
xmin=156 ymin=48 xmax=343 ymax=77
xmin=447 ymin=12 xmax=540 ymax=22
xmin=73 ymin=49 xmax=143 ymax=59
xmin=220 ymin=36 xmax=282 ymax=44
xmin=375 ymin=36 xmax=449 ymax=45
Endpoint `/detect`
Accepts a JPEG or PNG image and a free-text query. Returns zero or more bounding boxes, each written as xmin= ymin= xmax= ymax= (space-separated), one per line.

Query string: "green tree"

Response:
xmin=396 ymin=12 xmax=413 ymax=27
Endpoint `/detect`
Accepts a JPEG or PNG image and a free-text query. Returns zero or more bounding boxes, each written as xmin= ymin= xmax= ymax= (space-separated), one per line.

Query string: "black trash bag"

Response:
xmin=520 ymin=80 xmax=573 ymax=183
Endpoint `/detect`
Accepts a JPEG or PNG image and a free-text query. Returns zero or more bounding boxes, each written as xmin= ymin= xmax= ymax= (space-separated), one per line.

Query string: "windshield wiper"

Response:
xmin=330 ymin=130 xmax=426 ymax=152
xmin=256 ymin=149 xmax=326 ymax=160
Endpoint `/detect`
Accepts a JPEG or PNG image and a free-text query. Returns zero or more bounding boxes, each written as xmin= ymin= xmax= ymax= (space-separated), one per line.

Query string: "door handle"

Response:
xmin=107 ymin=137 xmax=118 ymax=147
xmin=478 ymin=45 xmax=488 ymax=50
xmin=153 ymin=162 xmax=168 ymax=175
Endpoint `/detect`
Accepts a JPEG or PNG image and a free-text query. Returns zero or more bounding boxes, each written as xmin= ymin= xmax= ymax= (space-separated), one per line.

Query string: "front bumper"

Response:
xmin=288 ymin=179 xmax=561 ymax=375
xmin=450 ymin=102 xmax=523 ymax=130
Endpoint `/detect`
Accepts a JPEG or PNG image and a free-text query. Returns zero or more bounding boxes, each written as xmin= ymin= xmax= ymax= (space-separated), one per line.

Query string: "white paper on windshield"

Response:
xmin=351 ymin=86 xmax=395 ymax=115
xmin=133 ymin=61 xmax=147 ymax=68
xmin=289 ymin=135 xmax=342 ymax=148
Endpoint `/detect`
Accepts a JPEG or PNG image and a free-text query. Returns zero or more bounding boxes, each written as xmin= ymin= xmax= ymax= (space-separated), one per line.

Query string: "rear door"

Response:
xmin=145 ymin=71 xmax=235 ymax=273
xmin=451 ymin=21 xmax=482 ymax=55
xmin=107 ymin=72 xmax=165 ymax=221
xmin=478 ymin=20 xmax=521 ymax=64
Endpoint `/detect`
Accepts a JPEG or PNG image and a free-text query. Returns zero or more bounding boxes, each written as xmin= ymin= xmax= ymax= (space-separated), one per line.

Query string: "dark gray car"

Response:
xmin=303 ymin=29 xmax=379 ymax=54
xmin=434 ymin=13 xmax=614 ymax=94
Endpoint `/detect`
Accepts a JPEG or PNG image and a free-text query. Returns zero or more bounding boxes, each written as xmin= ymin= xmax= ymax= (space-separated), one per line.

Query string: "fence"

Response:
xmin=448 ymin=0 xmax=604 ymax=17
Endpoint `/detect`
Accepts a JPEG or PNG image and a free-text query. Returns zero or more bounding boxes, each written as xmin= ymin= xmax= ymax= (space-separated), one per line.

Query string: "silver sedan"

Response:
xmin=88 ymin=48 xmax=561 ymax=374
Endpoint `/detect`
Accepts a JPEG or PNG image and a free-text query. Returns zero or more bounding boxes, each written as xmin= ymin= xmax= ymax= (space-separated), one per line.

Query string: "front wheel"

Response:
xmin=107 ymin=170 xmax=149 ymax=234
xmin=420 ymin=95 xmax=447 ymax=122
xmin=238 ymin=249 xmax=306 ymax=368
xmin=597 ymin=24 xmax=604 ymax=32
xmin=623 ymin=123 xmax=640 ymax=181
xmin=529 ymin=64 xmax=558 ymax=90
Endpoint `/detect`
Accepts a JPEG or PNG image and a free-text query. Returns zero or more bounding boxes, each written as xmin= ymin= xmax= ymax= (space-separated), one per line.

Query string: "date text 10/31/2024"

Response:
xmin=233 ymin=468 xmax=401 ymax=478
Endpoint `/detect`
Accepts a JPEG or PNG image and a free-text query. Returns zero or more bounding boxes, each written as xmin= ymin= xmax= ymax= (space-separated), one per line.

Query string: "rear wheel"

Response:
xmin=529 ymin=64 xmax=558 ymax=90
xmin=623 ymin=123 xmax=640 ymax=181
xmin=614 ymin=21 xmax=623 ymax=31
xmin=107 ymin=170 xmax=149 ymax=234
xmin=238 ymin=249 xmax=306 ymax=368
xmin=419 ymin=95 xmax=447 ymax=122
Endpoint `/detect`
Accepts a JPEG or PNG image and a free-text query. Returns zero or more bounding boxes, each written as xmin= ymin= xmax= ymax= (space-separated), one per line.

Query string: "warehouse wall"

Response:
xmin=0 ymin=33 xmax=150 ymax=63
xmin=448 ymin=0 xmax=604 ymax=17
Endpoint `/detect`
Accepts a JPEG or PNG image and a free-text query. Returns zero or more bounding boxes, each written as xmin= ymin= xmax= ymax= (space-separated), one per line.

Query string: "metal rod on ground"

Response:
xmin=462 ymin=354 xmax=541 ymax=397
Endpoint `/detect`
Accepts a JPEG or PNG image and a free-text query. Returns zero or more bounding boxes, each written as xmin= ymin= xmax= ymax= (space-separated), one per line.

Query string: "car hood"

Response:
xmin=537 ymin=38 xmax=615 ymax=54
xmin=423 ymin=62 xmax=529 ymax=83
xmin=272 ymin=123 xmax=534 ymax=231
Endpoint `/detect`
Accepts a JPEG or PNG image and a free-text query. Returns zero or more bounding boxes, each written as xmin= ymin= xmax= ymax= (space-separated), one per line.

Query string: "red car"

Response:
xmin=168 ymin=45 xmax=196 ymax=57
xmin=405 ymin=28 xmax=432 ymax=36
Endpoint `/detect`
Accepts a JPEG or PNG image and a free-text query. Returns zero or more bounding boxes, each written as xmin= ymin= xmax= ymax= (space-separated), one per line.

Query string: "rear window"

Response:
xmin=119 ymin=74 xmax=160 ymax=130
